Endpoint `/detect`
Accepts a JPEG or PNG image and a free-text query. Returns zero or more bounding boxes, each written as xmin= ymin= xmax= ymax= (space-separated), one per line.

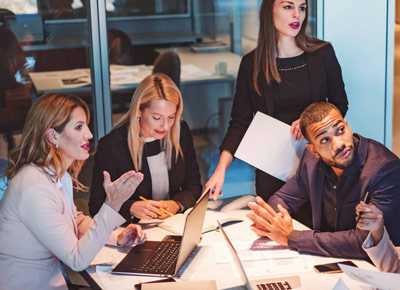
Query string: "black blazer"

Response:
xmin=89 ymin=120 xmax=202 ymax=222
xmin=220 ymin=44 xmax=349 ymax=155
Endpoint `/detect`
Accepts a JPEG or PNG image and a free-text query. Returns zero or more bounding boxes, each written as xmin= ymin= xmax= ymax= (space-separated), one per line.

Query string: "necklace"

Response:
xmin=278 ymin=63 xmax=307 ymax=72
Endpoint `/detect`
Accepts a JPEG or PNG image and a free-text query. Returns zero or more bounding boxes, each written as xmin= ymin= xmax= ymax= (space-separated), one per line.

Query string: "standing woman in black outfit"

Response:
xmin=207 ymin=0 xmax=348 ymax=202
xmin=89 ymin=74 xmax=202 ymax=223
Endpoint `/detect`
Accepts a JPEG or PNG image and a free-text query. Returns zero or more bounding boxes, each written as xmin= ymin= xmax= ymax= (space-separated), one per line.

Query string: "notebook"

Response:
xmin=218 ymin=220 xmax=302 ymax=290
xmin=112 ymin=190 xmax=209 ymax=277
xmin=158 ymin=209 xmax=243 ymax=235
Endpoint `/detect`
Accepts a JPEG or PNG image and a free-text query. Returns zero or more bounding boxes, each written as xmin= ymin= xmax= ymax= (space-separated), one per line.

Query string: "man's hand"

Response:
xmin=247 ymin=197 xmax=293 ymax=246
xmin=356 ymin=201 xmax=384 ymax=246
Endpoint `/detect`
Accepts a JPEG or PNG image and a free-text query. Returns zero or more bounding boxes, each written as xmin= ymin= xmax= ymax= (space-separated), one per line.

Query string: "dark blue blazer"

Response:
xmin=269 ymin=134 xmax=400 ymax=259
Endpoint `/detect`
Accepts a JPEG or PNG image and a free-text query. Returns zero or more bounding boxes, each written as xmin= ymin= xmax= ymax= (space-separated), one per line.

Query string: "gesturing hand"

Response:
xmin=103 ymin=170 xmax=143 ymax=212
xmin=117 ymin=224 xmax=147 ymax=246
xmin=247 ymin=197 xmax=293 ymax=246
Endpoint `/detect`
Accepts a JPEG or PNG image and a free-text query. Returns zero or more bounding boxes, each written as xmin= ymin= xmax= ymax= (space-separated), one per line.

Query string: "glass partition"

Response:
xmin=100 ymin=0 xmax=318 ymax=199
xmin=0 ymin=0 xmax=319 ymax=200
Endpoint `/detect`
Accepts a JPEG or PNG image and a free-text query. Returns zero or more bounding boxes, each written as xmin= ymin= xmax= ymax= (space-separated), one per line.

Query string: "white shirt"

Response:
xmin=143 ymin=137 xmax=169 ymax=200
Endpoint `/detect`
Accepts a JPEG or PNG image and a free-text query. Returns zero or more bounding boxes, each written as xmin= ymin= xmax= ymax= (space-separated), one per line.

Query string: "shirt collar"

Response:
xmin=43 ymin=166 xmax=75 ymax=214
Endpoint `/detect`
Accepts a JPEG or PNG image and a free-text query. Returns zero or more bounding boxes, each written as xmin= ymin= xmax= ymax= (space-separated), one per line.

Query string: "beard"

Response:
xmin=321 ymin=145 xmax=356 ymax=170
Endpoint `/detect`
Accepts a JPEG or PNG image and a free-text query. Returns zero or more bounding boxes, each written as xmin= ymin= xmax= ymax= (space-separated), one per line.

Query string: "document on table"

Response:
xmin=235 ymin=112 xmax=307 ymax=181
xmin=212 ymin=238 xmax=299 ymax=264
xmin=228 ymin=256 xmax=314 ymax=278
xmin=339 ymin=263 xmax=400 ymax=290
xmin=181 ymin=64 xmax=213 ymax=79
xmin=96 ymin=265 xmax=160 ymax=290
xmin=142 ymin=280 xmax=217 ymax=290
xmin=110 ymin=64 xmax=152 ymax=86
xmin=30 ymin=69 xmax=91 ymax=91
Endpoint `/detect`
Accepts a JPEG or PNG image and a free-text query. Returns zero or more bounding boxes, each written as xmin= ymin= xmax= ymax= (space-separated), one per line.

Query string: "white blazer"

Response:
xmin=363 ymin=227 xmax=400 ymax=273
xmin=0 ymin=164 xmax=125 ymax=290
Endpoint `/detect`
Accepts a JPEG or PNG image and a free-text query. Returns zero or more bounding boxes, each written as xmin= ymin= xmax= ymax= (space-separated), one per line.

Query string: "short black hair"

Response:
xmin=300 ymin=102 xmax=342 ymax=141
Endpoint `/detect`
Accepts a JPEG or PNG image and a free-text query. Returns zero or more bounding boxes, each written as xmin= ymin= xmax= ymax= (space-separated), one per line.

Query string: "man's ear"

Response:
xmin=46 ymin=128 xmax=58 ymax=145
xmin=306 ymin=143 xmax=320 ymax=159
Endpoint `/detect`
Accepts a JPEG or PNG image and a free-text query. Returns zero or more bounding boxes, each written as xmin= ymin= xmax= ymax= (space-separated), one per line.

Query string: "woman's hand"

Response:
xmin=356 ymin=201 xmax=385 ymax=246
xmin=290 ymin=119 xmax=304 ymax=141
xmin=103 ymin=171 xmax=143 ymax=212
xmin=117 ymin=224 xmax=147 ymax=246
xmin=205 ymin=168 xmax=225 ymax=200
xmin=157 ymin=200 xmax=180 ymax=220
xmin=130 ymin=200 xmax=163 ymax=220
xmin=205 ymin=150 xmax=233 ymax=200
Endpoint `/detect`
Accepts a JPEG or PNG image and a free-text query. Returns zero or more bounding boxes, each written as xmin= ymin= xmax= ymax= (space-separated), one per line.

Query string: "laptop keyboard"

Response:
xmin=139 ymin=242 xmax=181 ymax=274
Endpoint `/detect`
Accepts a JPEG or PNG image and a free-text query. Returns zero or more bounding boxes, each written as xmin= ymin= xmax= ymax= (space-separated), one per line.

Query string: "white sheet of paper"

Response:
xmin=142 ymin=280 xmax=217 ymax=290
xmin=332 ymin=278 xmax=351 ymax=290
xmin=228 ymin=256 xmax=313 ymax=278
xmin=212 ymin=241 xmax=299 ymax=264
xmin=181 ymin=64 xmax=212 ymax=79
xmin=235 ymin=112 xmax=306 ymax=181
xmin=96 ymin=266 xmax=160 ymax=290
xmin=339 ymin=263 xmax=400 ymax=290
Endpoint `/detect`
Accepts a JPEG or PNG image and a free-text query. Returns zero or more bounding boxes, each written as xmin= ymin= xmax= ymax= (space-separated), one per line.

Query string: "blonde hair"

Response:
xmin=115 ymin=73 xmax=183 ymax=171
xmin=4 ymin=93 xmax=90 ymax=191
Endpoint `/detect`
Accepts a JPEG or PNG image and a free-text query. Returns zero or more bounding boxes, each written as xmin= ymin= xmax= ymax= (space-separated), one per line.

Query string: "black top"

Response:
xmin=274 ymin=53 xmax=312 ymax=125
xmin=219 ymin=44 xmax=349 ymax=200
xmin=89 ymin=120 xmax=202 ymax=223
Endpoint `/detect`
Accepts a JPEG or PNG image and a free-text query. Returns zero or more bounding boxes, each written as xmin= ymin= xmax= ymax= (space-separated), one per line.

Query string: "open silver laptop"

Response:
xmin=218 ymin=220 xmax=302 ymax=290
xmin=112 ymin=190 xmax=209 ymax=277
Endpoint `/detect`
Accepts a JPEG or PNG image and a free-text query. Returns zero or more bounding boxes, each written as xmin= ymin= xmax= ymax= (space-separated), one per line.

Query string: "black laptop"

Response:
xmin=112 ymin=190 xmax=209 ymax=277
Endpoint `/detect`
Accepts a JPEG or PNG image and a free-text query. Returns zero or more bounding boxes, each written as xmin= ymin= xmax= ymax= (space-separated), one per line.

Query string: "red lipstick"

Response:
xmin=81 ymin=143 xmax=90 ymax=151
xmin=289 ymin=22 xmax=300 ymax=29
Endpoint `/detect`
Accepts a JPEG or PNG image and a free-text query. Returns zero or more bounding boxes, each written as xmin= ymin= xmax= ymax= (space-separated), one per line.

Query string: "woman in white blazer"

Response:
xmin=0 ymin=93 xmax=146 ymax=290
xmin=356 ymin=201 xmax=400 ymax=273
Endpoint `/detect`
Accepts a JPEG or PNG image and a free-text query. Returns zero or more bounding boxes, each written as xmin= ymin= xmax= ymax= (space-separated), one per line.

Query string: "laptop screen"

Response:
xmin=218 ymin=220 xmax=253 ymax=290
xmin=175 ymin=189 xmax=209 ymax=272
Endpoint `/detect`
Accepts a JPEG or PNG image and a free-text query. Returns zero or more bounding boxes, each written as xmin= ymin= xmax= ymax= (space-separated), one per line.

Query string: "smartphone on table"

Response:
xmin=313 ymin=261 xmax=358 ymax=274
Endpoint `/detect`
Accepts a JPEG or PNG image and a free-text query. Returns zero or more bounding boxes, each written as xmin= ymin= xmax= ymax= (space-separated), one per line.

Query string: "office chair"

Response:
xmin=0 ymin=83 xmax=32 ymax=151
xmin=152 ymin=51 xmax=181 ymax=88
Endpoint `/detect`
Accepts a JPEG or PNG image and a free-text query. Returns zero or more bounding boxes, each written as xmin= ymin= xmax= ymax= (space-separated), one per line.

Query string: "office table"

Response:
xmin=81 ymin=196 xmax=377 ymax=290
xmin=29 ymin=48 xmax=242 ymax=95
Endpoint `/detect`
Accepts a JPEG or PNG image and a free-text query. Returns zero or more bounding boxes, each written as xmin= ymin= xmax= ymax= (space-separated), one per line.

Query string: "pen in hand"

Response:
xmin=356 ymin=191 xmax=370 ymax=223
xmin=139 ymin=196 xmax=174 ymax=217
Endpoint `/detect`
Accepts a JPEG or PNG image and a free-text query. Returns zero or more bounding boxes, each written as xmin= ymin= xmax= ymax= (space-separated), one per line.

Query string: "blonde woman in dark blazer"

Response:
xmin=0 ymin=93 xmax=146 ymax=290
xmin=89 ymin=74 xmax=202 ymax=223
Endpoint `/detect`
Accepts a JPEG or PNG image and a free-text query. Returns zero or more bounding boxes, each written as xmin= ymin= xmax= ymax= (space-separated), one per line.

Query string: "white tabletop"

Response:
xmin=85 ymin=196 xmax=377 ymax=290
xmin=29 ymin=48 xmax=242 ymax=94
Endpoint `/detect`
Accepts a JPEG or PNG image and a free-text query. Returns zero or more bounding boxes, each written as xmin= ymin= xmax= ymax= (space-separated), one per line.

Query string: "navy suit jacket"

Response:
xmin=269 ymin=134 xmax=400 ymax=259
